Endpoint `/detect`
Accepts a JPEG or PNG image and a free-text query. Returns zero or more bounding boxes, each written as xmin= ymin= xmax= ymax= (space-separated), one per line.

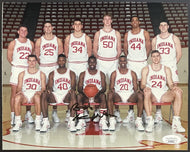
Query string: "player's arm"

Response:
xmin=115 ymin=31 xmax=122 ymax=58
xmin=144 ymin=30 xmax=151 ymax=58
xmin=173 ymin=35 xmax=182 ymax=64
xmin=30 ymin=41 xmax=35 ymax=55
xmin=109 ymin=71 xmax=116 ymax=93
xmin=78 ymin=71 xmax=85 ymax=94
xmin=40 ymin=71 xmax=46 ymax=92
xmin=151 ymin=37 xmax=157 ymax=50
xmin=140 ymin=66 xmax=149 ymax=90
xmin=34 ymin=38 xmax=41 ymax=64
xmin=47 ymin=71 xmax=54 ymax=92
xmin=165 ymin=66 xmax=176 ymax=89
xmin=86 ymin=35 xmax=92 ymax=57
xmin=16 ymin=71 xmax=25 ymax=93
xmin=7 ymin=40 xmax=15 ymax=65
xmin=57 ymin=37 xmax=64 ymax=55
xmin=123 ymin=32 xmax=128 ymax=56
xmin=70 ymin=70 xmax=76 ymax=91
xmin=64 ymin=35 xmax=70 ymax=58
xmin=131 ymin=71 xmax=138 ymax=92
xmin=93 ymin=31 xmax=100 ymax=58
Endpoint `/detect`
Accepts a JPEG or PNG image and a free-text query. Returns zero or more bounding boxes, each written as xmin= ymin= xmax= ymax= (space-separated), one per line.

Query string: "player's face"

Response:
xmin=28 ymin=57 xmax=37 ymax=68
xmin=103 ymin=15 xmax=112 ymax=26
xmin=18 ymin=27 xmax=28 ymax=38
xmin=159 ymin=22 xmax=169 ymax=33
xmin=57 ymin=57 xmax=66 ymax=68
xmin=88 ymin=58 xmax=97 ymax=70
xmin=151 ymin=52 xmax=161 ymax=64
xmin=73 ymin=21 xmax=83 ymax=32
xmin=131 ymin=17 xmax=140 ymax=28
xmin=43 ymin=23 xmax=53 ymax=34
xmin=119 ymin=57 xmax=127 ymax=68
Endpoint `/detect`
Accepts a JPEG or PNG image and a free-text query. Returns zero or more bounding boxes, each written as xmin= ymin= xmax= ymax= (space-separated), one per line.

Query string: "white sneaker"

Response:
xmin=52 ymin=111 xmax=60 ymax=123
xmin=114 ymin=110 xmax=122 ymax=123
xmin=13 ymin=121 xmax=22 ymax=132
xmin=154 ymin=113 xmax=163 ymax=124
xmin=84 ymin=110 xmax=90 ymax=122
xmin=25 ymin=112 xmax=34 ymax=124
xmin=76 ymin=119 xmax=86 ymax=130
xmin=99 ymin=116 xmax=108 ymax=131
xmin=35 ymin=119 xmax=41 ymax=131
xmin=145 ymin=117 xmax=154 ymax=133
xmin=93 ymin=110 xmax=100 ymax=122
xmin=135 ymin=117 xmax=144 ymax=131
xmin=109 ymin=117 xmax=116 ymax=131
xmin=172 ymin=117 xmax=185 ymax=133
xmin=123 ymin=110 xmax=135 ymax=123
xmin=68 ymin=119 xmax=77 ymax=132
xmin=65 ymin=110 xmax=70 ymax=122
xmin=40 ymin=120 xmax=50 ymax=133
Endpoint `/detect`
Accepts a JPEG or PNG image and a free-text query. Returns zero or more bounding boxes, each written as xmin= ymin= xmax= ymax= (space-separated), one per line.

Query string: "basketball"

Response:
xmin=84 ymin=84 xmax=99 ymax=98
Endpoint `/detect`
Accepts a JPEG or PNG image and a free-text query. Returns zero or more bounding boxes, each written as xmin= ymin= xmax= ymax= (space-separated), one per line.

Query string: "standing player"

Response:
xmin=123 ymin=16 xmax=151 ymax=123
xmin=35 ymin=22 xmax=64 ymax=123
xmin=12 ymin=55 xmax=46 ymax=132
xmin=107 ymin=56 xmax=144 ymax=131
xmin=64 ymin=18 xmax=92 ymax=121
xmin=40 ymin=54 xmax=77 ymax=132
xmin=76 ymin=56 xmax=108 ymax=130
xmin=152 ymin=20 xmax=182 ymax=123
xmin=141 ymin=50 xmax=185 ymax=133
xmin=93 ymin=13 xmax=121 ymax=122
xmin=7 ymin=25 xmax=34 ymax=125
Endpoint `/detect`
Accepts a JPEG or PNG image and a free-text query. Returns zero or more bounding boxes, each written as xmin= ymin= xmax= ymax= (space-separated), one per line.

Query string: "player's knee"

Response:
xmin=14 ymin=94 xmax=22 ymax=104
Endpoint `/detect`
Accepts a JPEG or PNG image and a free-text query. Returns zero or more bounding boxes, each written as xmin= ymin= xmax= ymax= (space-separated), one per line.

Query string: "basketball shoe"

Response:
xmin=172 ymin=116 xmax=185 ymax=132
xmin=123 ymin=110 xmax=135 ymax=123
xmin=40 ymin=119 xmax=50 ymax=133
xmin=52 ymin=110 xmax=60 ymax=123
xmin=13 ymin=120 xmax=22 ymax=132
xmin=99 ymin=115 xmax=108 ymax=131
xmin=114 ymin=110 xmax=122 ymax=123
xmin=154 ymin=112 xmax=163 ymax=124
xmin=109 ymin=117 xmax=116 ymax=131
xmin=68 ymin=117 xmax=77 ymax=132
xmin=25 ymin=111 xmax=34 ymax=124
xmin=145 ymin=116 xmax=154 ymax=133
xmin=135 ymin=117 xmax=144 ymax=131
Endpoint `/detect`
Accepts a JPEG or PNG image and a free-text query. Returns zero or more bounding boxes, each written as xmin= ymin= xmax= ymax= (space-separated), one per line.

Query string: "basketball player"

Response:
xmin=12 ymin=55 xmax=46 ymax=132
xmin=151 ymin=20 xmax=182 ymax=123
xmin=64 ymin=18 xmax=92 ymax=121
xmin=7 ymin=25 xmax=34 ymax=125
xmin=123 ymin=16 xmax=151 ymax=124
xmin=64 ymin=18 xmax=92 ymax=79
xmin=141 ymin=50 xmax=185 ymax=133
xmin=93 ymin=13 xmax=121 ymax=122
xmin=107 ymin=55 xmax=144 ymax=131
xmin=40 ymin=54 xmax=77 ymax=132
xmin=76 ymin=55 xmax=108 ymax=130
xmin=35 ymin=22 xmax=64 ymax=123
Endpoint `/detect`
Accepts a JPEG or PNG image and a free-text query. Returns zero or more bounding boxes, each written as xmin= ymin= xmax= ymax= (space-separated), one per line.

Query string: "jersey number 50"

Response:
xmin=103 ymin=41 xmax=113 ymax=48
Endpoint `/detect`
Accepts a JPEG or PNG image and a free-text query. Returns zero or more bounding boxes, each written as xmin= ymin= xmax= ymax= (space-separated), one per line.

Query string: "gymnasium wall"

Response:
xmin=2 ymin=47 xmax=188 ymax=85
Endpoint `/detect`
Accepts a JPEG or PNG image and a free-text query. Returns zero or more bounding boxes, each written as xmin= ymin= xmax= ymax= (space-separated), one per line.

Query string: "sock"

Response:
xmin=136 ymin=117 xmax=142 ymax=120
xmin=11 ymin=112 xmax=15 ymax=117
xmin=77 ymin=109 xmax=84 ymax=117
xmin=147 ymin=115 xmax=153 ymax=120
xmin=156 ymin=109 xmax=161 ymax=114
xmin=43 ymin=117 xmax=48 ymax=122
xmin=15 ymin=115 xmax=21 ymax=123
xmin=173 ymin=116 xmax=180 ymax=120
xmin=35 ymin=115 xmax=41 ymax=120
xmin=100 ymin=109 xmax=107 ymax=117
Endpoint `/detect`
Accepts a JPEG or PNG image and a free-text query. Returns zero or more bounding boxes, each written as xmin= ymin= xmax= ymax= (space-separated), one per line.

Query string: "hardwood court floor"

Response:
xmin=2 ymin=85 xmax=188 ymax=150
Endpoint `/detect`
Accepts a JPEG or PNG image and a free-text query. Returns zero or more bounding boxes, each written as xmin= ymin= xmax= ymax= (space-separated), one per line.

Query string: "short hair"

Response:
xmin=103 ymin=13 xmax=112 ymax=19
xmin=130 ymin=16 xmax=139 ymax=22
xmin=28 ymin=54 xmax=37 ymax=60
xmin=151 ymin=50 xmax=160 ymax=56
xmin=88 ymin=55 xmax=97 ymax=62
xmin=58 ymin=54 xmax=66 ymax=59
xmin=18 ymin=24 xmax=28 ymax=30
xmin=119 ymin=55 xmax=127 ymax=59
xmin=43 ymin=21 xmax=53 ymax=27
xmin=160 ymin=19 xmax=169 ymax=25
xmin=73 ymin=18 xmax=82 ymax=24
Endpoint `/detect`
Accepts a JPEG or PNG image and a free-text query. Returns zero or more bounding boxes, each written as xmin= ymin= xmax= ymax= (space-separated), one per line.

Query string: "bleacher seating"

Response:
xmin=162 ymin=3 xmax=188 ymax=48
xmin=3 ymin=2 xmax=27 ymax=48
xmin=3 ymin=2 xmax=188 ymax=49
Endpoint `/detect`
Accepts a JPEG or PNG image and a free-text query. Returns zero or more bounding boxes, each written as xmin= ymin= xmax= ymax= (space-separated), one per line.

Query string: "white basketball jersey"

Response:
xmin=53 ymin=69 xmax=71 ymax=94
xmin=22 ymin=70 xmax=41 ymax=92
xmin=155 ymin=34 xmax=176 ymax=65
xmin=127 ymin=29 xmax=147 ymax=61
xmin=114 ymin=69 xmax=134 ymax=94
xmin=146 ymin=65 xmax=168 ymax=91
xmin=12 ymin=39 xmax=32 ymax=66
xmin=98 ymin=29 xmax=117 ymax=61
xmin=68 ymin=33 xmax=88 ymax=63
xmin=83 ymin=69 xmax=102 ymax=90
xmin=40 ymin=36 xmax=58 ymax=64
